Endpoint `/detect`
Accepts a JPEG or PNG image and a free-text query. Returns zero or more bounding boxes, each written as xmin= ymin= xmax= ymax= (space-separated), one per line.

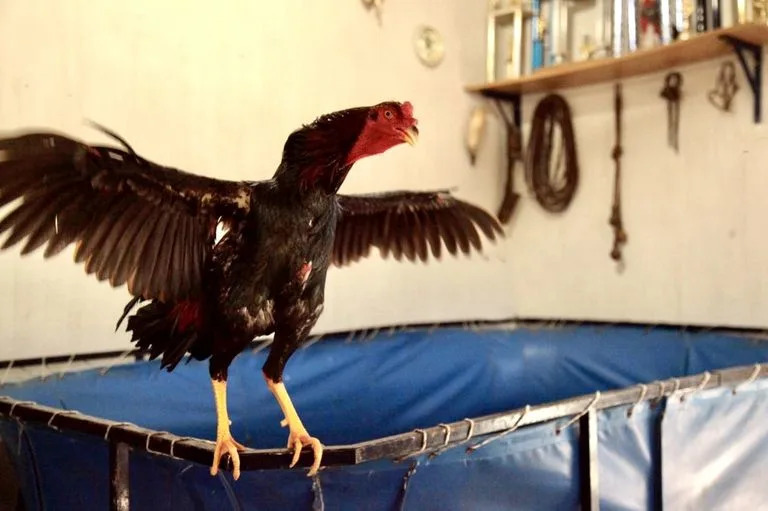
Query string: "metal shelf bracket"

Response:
xmin=485 ymin=91 xmax=522 ymax=128
xmin=720 ymin=35 xmax=763 ymax=123
xmin=482 ymin=92 xmax=522 ymax=224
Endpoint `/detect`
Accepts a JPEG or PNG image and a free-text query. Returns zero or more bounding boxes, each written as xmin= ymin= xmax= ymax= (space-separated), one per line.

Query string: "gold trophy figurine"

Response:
xmin=677 ymin=0 xmax=695 ymax=40
xmin=736 ymin=0 xmax=768 ymax=22
xmin=754 ymin=0 xmax=768 ymax=21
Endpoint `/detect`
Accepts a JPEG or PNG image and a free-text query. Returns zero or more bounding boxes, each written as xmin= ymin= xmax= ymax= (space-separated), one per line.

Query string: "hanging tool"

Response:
xmin=524 ymin=94 xmax=579 ymax=213
xmin=707 ymin=61 xmax=739 ymax=112
xmin=660 ymin=72 xmax=682 ymax=152
xmin=361 ymin=0 xmax=384 ymax=24
xmin=609 ymin=83 xmax=627 ymax=264
xmin=465 ymin=105 xmax=488 ymax=166
xmin=494 ymin=99 xmax=522 ymax=224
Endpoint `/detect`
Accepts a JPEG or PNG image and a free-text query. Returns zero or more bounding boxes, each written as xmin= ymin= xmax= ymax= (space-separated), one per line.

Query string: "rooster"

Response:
xmin=0 ymin=101 xmax=502 ymax=478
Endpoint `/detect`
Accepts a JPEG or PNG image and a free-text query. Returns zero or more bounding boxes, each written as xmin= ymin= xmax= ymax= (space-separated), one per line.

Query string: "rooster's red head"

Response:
xmin=344 ymin=101 xmax=419 ymax=165
xmin=279 ymin=101 xmax=419 ymax=193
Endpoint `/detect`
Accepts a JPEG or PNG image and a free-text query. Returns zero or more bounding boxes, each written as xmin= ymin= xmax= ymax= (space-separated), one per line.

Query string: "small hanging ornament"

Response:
xmin=361 ymin=0 xmax=384 ymax=25
xmin=413 ymin=25 xmax=445 ymax=68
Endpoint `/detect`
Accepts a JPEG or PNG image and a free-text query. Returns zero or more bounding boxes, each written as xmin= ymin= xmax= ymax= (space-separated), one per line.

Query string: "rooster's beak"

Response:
xmin=401 ymin=126 xmax=419 ymax=146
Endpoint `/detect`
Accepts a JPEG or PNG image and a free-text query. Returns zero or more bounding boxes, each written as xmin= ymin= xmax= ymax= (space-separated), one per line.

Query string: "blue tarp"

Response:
xmin=662 ymin=379 xmax=768 ymax=509
xmin=598 ymin=402 xmax=661 ymax=510
xmin=0 ymin=325 xmax=767 ymax=510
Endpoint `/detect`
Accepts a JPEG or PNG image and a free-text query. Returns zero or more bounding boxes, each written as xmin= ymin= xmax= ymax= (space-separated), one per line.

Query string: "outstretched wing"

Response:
xmin=0 ymin=129 xmax=252 ymax=302
xmin=333 ymin=190 xmax=503 ymax=266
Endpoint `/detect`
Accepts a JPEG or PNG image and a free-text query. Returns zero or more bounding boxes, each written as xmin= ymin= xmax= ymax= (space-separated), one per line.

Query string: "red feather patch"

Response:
xmin=172 ymin=300 xmax=202 ymax=332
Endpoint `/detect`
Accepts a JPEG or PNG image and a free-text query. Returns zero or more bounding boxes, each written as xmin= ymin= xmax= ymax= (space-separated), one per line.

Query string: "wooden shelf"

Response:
xmin=466 ymin=23 xmax=768 ymax=98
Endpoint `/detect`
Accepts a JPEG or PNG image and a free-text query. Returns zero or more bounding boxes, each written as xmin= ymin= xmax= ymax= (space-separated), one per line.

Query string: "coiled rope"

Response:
xmin=524 ymin=94 xmax=579 ymax=213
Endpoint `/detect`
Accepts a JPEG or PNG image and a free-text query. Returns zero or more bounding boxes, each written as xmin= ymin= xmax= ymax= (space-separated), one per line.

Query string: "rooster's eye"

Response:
xmin=384 ymin=110 xmax=393 ymax=120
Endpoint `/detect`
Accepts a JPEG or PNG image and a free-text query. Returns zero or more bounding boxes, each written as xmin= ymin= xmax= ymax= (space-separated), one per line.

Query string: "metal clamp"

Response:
xmin=733 ymin=364 xmax=762 ymax=394
xmin=557 ymin=392 xmax=601 ymax=434
xmin=627 ymin=384 xmax=648 ymax=417
xmin=47 ymin=410 xmax=81 ymax=430
xmin=680 ymin=371 xmax=711 ymax=401
xmin=437 ymin=423 xmax=451 ymax=447
xmin=394 ymin=428 xmax=429 ymax=463
xmin=462 ymin=418 xmax=476 ymax=443
xmin=104 ymin=422 xmax=137 ymax=442
xmin=414 ymin=429 xmax=428 ymax=454
xmin=145 ymin=431 xmax=170 ymax=455
xmin=467 ymin=404 xmax=530 ymax=453
xmin=8 ymin=400 xmax=35 ymax=418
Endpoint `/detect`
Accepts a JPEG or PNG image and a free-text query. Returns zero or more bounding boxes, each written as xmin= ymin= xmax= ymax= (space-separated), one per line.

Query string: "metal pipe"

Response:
xmin=109 ymin=442 xmax=130 ymax=511
xmin=0 ymin=363 xmax=764 ymax=472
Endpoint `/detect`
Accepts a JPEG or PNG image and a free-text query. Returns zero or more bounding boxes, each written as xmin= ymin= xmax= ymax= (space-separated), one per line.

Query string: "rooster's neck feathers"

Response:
xmin=274 ymin=107 xmax=369 ymax=195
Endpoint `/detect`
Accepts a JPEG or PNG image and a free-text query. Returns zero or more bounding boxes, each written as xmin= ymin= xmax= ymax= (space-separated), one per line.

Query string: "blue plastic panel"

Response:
xmin=0 ymin=325 xmax=765 ymax=510
xmin=662 ymin=379 xmax=768 ymax=509
xmin=598 ymin=402 xmax=661 ymax=510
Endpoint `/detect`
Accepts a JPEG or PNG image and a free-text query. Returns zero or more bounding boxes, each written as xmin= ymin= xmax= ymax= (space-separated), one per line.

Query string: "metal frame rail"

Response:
xmin=0 ymin=363 xmax=764 ymax=510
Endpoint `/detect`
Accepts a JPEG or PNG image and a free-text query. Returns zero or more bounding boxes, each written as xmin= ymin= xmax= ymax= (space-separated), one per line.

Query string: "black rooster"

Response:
xmin=0 ymin=101 xmax=502 ymax=478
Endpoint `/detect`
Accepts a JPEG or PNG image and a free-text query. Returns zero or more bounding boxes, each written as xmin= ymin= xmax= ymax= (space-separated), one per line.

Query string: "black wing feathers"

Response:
xmin=0 ymin=131 xmax=251 ymax=302
xmin=333 ymin=191 xmax=503 ymax=266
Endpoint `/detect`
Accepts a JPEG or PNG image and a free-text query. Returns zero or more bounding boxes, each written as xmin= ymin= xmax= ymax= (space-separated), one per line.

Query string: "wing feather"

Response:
xmin=44 ymin=195 xmax=97 ymax=258
xmin=435 ymin=209 xmax=459 ymax=255
xmin=390 ymin=213 xmax=404 ymax=261
xmin=379 ymin=210 xmax=393 ymax=258
xmin=420 ymin=210 xmax=441 ymax=259
xmin=399 ymin=211 xmax=416 ymax=261
xmin=349 ymin=215 xmax=364 ymax=262
xmin=109 ymin=204 xmax=156 ymax=287
xmin=21 ymin=188 xmax=83 ymax=255
xmin=333 ymin=191 xmax=502 ymax=267
xmin=0 ymin=159 xmax=69 ymax=209
xmin=83 ymin=197 xmax=132 ymax=274
xmin=0 ymin=129 xmax=252 ymax=302
xmin=170 ymin=216 xmax=188 ymax=298
xmin=461 ymin=202 xmax=503 ymax=240
xmin=356 ymin=215 xmax=372 ymax=261
xmin=74 ymin=199 xmax=113 ymax=264
xmin=411 ymin=210 xmax=428 ymax=262
xmin=194 ymin=226 xmax=207 ymax=288
xmin=446 ymin=207 xmax=477 ymax=253
xmin=153 ymin=215 xmax=179 ymax=301
xmin=340 ymin=216 xmax=355 ymax=264
xmin=0 ymin=193 xmax=61 ymax=249
xmin=93 ymin=201 xmax=143 ymax=281
xmin=140 ymin=212 xmax=173 ymax=298
xmin=126 ymin=215 xmax=160 ymax=297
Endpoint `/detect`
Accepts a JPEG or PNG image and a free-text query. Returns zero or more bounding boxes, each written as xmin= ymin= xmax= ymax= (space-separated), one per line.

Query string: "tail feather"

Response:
xmin=115 ymin=295 xmax=143 ymax=331
xmin=122 ymin=298 xmax=208 ymax=371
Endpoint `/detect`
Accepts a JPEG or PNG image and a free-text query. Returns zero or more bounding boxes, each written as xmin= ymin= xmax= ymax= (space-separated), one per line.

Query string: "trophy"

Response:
xmin=737 ymin=0 xmax=768 ymax=22
xmin=487 ymin=0 xmax=534 ymax=80
xmin=612 ymin=0 xmax=638 ymax=56
xmin=674 ymin=0 xmax=695 ymax=40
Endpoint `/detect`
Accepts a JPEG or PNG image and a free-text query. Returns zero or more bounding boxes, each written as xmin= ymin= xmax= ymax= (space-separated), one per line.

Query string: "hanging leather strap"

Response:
xmin=609 ymin=83 xmax=627 ymax=263
xmin=495 ymin=100 xmax=522 ymax=224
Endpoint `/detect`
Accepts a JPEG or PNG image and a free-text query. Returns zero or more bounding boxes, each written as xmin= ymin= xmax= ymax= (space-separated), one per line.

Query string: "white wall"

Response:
xmin=507 ymin=57 xmax=768 ymax=329
xmin=1 ymin=1 xmax=767 ymax=361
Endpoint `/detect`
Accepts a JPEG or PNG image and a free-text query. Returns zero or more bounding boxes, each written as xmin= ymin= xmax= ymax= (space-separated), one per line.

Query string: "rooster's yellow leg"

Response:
xmin=210 ymin=378 xmax=246 ymax=479
xmin=264 ymin=374 xmax=323 ymax=476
